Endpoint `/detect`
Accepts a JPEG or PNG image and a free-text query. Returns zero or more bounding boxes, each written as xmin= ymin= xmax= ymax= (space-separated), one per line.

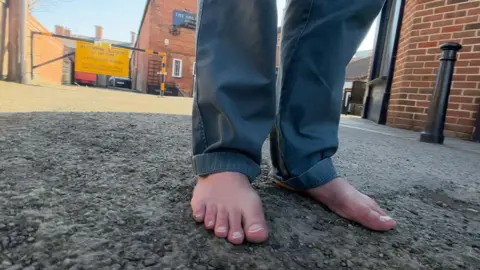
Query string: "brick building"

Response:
xmin=364 ymin=0 xmax=480 ymax=140
xmin=132 ymin=0 xmax=197 ymax=96
xmin=0 ymin=1 xmax=64 ymax=85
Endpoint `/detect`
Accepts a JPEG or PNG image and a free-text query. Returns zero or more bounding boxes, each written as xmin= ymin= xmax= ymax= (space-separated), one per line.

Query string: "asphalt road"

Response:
xmin=0 ymin=113 xmax=479 ymax=270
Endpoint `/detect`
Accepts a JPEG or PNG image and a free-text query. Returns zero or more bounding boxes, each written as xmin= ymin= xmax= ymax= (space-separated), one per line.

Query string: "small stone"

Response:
xmin=442 ymin=203 xmax=448 ymax=208
xmin=110 ymin=264 xmax=122 ymax=270
xmin=315 ymin=262 xmax=324 ymax=268
xmin=1 ymin=260 xmax=12 ymax=266
xmin=409 ymin=210 xmax=419 ymax=216
xmin=6 ymin=265 xmax=22 ymax=270
xmin=7 ymin=223 xmax=15 ymax=228
xmin=346 ymin=260 xmax=353 ymax=267
xmin=0 ymin=224 xmax=6 ymax=230
xmin=193 ymin=264 xmax=207 ymax=270
xmin=168 ymin=196 xmax=176 ymax=202
xmin=23 ymin=266 xmax=36 ymax=270
xmin=116 ymin=219 xmax=126 ymax=225
xmin=466 ymin=208 xmax=479 ymax=213
xmin=27 ymin=237 xmax=35 ymax=243
xmin=1 ymin=236 xmax=10 ymax=248
xmin=308 ymin=244 xmax=313 ymax=248
xmin=248 ymin=247 xmax=253 ymax=252
xmin=379 ymin=253 xmax=384 ymax=258
xmin=27 ymin=227 xmax=35 ymax=233
xmin=143 ymin=255 xmax=159 ymax=266
xmin=341 ymin=261 xmax=346 ymax=267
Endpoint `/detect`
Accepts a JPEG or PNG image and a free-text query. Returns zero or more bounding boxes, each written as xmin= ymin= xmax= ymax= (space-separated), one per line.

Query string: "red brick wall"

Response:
xmin=134 ymin=0 xmax=197 ymax=96
xmin=388 ymin=0 xmax=480 ymax=139
xmin=132 ymin=1 xmax=152 ymax=92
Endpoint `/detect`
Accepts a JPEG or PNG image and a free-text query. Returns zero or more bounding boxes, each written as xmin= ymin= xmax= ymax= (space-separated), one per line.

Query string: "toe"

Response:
xmin=242 ymin=205 xmax=268 ymax=243
xmin=191 ymin=201 xmax=206 ymax=223
xmin=204 ymin=204 xmax=217 ymax=230
xmin=228 ymin=208 xmax=244 ymax=245
xmin=374 ymin=205 xmax=388 ymax=216
xmin=214 ymin=206 xmax=229 ymax=238
xmin=361 ymin=208 xmax=397 ymax=231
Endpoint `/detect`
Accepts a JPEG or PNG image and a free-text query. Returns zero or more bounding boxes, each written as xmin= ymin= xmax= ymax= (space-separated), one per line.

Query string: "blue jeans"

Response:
xmin=192 ymin=0 xmax=385 ymax=190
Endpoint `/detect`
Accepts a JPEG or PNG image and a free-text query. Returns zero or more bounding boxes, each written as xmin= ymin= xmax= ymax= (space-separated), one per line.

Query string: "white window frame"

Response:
xmin=172 ymin=58 xmax=183 ymax=78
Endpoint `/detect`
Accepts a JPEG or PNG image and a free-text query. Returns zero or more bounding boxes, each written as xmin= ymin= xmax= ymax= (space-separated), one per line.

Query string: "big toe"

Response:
xmin=360 ymin=207 xmax=397 ymax=231
xmin=242 ymin=204 xmax=269 ymax=243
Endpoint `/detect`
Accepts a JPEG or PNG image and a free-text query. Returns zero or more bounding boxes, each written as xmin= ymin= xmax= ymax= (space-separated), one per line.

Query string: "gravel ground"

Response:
xmin=0 ymin=112 xmax=479 ymax=270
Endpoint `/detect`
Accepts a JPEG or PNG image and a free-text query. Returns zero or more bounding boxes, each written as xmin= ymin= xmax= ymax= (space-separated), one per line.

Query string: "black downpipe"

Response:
xmin=378 ymin=0 xmax=405 ymax=125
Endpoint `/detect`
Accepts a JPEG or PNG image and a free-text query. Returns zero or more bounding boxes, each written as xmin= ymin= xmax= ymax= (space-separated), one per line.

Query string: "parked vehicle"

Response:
xmin=74 ymin=71 xmax=96 ymax=86
xmin=108 ymin=77 xmax=132 ymax=89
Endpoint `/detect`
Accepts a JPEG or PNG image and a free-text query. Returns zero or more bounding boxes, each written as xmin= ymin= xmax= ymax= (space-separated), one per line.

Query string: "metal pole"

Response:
xmin=19 ymin=0 xmax=27 ymax=83
xmin=30 ymin=32 xmax=34 ymax=80
xmin=473 ymin=104 xmax=480 ymax=143
xmin=420 ymin=42 xmax=462 ymax=144
xmin=6 ymin=0 xmax=19 ymax=82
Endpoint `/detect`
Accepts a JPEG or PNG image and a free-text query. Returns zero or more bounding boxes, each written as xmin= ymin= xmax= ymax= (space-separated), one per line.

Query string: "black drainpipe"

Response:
xmin=378 ymin=0 xmax=406 ymax=125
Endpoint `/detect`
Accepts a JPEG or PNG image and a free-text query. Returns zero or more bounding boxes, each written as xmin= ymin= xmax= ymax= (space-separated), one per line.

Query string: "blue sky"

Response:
xmin=32 ymin=0 xmax=376 ymax=50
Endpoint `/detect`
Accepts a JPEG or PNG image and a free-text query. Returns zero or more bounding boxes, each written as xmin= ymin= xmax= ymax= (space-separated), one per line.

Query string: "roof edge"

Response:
xmin=135 ymin=0 xmax=151 ymax=48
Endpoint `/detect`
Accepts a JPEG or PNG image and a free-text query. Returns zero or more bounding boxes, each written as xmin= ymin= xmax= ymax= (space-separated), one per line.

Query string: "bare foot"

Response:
xmin=191 ymin=172 xmax=269 ymax=244
xmin=306 ymin=178 xmax=396 ymax=231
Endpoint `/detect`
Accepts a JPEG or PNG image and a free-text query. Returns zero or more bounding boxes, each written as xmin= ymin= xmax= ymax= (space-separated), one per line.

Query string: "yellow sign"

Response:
xmin=75 ymin=41 xmax=129 ymax=78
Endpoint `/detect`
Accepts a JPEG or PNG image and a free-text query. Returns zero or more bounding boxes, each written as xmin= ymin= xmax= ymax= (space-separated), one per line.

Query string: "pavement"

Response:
xmin=0 ymin=82 xmax=479 ymax=269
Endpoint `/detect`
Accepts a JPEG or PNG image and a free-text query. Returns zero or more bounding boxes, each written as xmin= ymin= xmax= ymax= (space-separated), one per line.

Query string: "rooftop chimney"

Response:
xmin=95 ymin=25 xmax=103 ymax=40
xmin=54 ymin=25 xmax=65 ymax=35
xmin=130 ymin=31 xmax=136 ymax=44
xmin=64 ymin=28 xmax=71 ymax=37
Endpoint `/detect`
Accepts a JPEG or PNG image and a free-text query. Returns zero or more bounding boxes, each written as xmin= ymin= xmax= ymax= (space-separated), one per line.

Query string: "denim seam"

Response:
xmin=193 ymin=1 xmax=208 ymax=149
xmin=276 ymin=0 xmax=314 ymax=178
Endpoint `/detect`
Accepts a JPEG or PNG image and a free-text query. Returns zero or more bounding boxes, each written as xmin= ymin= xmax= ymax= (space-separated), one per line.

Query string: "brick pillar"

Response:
xmin=130 ymin=31 xmax=136 ymax=44
xmin=95 ymin=25 xmax=103 ymax=40
xmin=387 ymin=0 xmax=480 ymax=140
xmin=54 ymin=25 xmax=64 ymax=35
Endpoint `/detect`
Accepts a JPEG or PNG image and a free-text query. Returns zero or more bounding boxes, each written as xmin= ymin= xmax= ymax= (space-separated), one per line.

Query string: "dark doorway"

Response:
xmin=362 ymin=0 xmax=405 ymax=124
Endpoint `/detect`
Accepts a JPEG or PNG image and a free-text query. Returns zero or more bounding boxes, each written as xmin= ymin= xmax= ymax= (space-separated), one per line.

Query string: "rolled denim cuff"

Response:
xmin=192 ymin=152 xmax=260 ymax=183
xmin=274 ymin=157 xmax=339 ymax=190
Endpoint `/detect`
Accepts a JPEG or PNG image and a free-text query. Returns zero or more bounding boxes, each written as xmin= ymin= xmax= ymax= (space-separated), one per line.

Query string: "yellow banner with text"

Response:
xmin=75 ymin=41 xmax=129 ymax=78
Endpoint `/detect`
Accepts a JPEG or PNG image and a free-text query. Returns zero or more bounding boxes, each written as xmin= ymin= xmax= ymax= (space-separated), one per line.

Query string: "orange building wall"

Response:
xmin=26 ymin=13 xmax=64 ymax=85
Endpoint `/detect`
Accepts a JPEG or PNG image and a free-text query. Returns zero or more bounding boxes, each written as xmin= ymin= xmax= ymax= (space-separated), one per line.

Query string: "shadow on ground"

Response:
xmin=0 ymin=113 xmax=479 ymax=270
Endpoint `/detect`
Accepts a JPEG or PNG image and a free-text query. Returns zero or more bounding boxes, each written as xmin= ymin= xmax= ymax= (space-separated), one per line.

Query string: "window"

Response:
xmin=172 ymin=59 xmax=183 ymax=78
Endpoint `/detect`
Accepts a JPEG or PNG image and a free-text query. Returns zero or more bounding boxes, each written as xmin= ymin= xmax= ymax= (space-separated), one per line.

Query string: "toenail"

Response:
xmin=232 ymin=232 xmax=243 ymax=239
xmin=207 ymin=221 xmax=214 ymax=227
xmin=248 ymin=224 xmax=265 ymax=233
xmin=217 ymin=226 xmax=227 ymax=233
xmin=194 ymin=213 xmax=203 ymax=219
xmin=379 ymin=216 xmax=393 ymax=222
